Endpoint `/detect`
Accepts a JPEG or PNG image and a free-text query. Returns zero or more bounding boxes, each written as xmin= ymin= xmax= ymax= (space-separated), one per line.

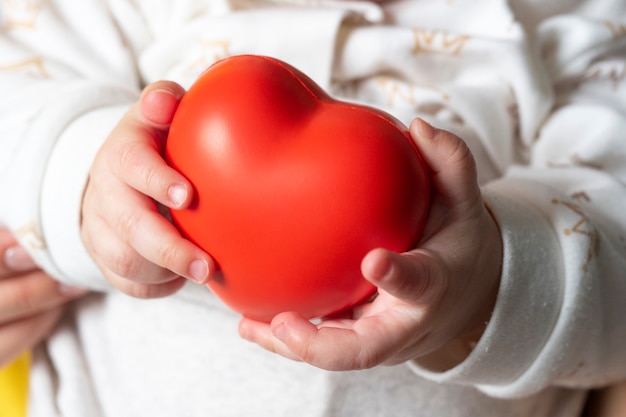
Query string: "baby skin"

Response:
xmin=81 ymin=81 xmax=503 ymax=372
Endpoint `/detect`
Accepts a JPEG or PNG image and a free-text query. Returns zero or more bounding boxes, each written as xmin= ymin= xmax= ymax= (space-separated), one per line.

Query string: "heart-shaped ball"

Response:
xmin=166 ymin=55 xmax=430 ymax=322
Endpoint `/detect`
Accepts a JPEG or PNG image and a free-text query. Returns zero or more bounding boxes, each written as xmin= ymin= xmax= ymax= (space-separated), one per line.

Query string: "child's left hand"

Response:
xmin=239 ymin=119 xmax=503 ymax=371
xmin=81 ymin=81 xmax=216 ymax=298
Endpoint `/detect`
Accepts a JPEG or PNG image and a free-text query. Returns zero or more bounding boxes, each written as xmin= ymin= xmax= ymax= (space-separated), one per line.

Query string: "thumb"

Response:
xmin=361 ymin=247 xmax=446 ymax=305
xmin=410 ymin=118 xmax=480 ymax=208
xmin=139 ymin=80 xmax=186 ymax=128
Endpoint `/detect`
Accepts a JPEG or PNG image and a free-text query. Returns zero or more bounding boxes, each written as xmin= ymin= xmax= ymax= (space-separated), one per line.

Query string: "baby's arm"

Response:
xmin=81 ymin=81 xmax=216 ymax=298
xmin=240 ymin=119 xmax=503 ymax=370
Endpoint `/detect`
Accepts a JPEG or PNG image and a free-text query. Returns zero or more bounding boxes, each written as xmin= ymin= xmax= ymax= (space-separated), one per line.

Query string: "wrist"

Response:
xmin=42 ymin=105 xmax=129 ymax=289
xmin=422 ymin=202 xmax=502 ymax=370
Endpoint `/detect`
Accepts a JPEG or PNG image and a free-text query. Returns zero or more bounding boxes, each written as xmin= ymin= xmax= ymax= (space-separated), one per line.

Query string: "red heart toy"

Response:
xmin=166 ymin=55 xmax=430 ymax=322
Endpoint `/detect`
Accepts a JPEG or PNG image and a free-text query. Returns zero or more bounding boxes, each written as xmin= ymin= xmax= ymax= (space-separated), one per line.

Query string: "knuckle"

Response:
xmin=426 ymin=264 xmax=449 ymax=304
xmin=405 ymin=251 xmax=445 ymax=303
xmin=411 ymin=264 xmax=433 ymax=300
xmin=140 ymin=164 xmax=162 ymax=194
xmin=106 ymin=248 xmax=142 ymax=279
xmin=114 ymin=211 xmax=142 ymax=243
xmin=395 ymin=267 xmax=426 ymax=300
xmin=355 ymin=347 xmax=383 ymax=370
xmin=299 ymin=342 xmax=316 ymax=364
xmin=115 ymin=140 xmax=162 ymax=189
xmin=298 ymin=343 xmax=378 ymax=371
xmin=154 ymin=240 xmax=181 ymax=272
xmin=298 ymin=343 xmax=332 ymax=370
xmin=444 ymin=134 xmax=472 ymax=166
xmin=113 ymin=139 xmax=142 ymax=174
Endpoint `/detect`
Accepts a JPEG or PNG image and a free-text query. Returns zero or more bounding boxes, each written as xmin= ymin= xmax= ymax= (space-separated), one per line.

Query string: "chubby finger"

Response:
xmin=83 ymin=202 xmax=189 ymax=298
xmin=111 ymin=196 xmax=213 ymax=285
xmin=240 ymin=309 xmax=418 ymax=371
xmin=103 ymin=82 xmax=190 ymax=211
xmin=139 ymin=81 xmax=186 ymax=127
xmin=0 ymin=306 xmax=64 ymax=367
xmin=84 ymin=211 xmax=183 ymax=286
xmin=86 ymin=168 xmax=214 ymax=285
xmin=361 ymin=247 xmax=446 ymax=305
xmin=410 ymin=118 xmax=480 ymax=208
xmin=0 ymin=271 xmax=87 ymax=324
xmin=105 ymin=119 xmax=193 ymax=211
xmin=83 ymin=219 xmax=187 ymax=298
xmin=238 ymin=319 xmax=303 ymax=362
xmin=121 ymin=207 xmax=213 ymax=284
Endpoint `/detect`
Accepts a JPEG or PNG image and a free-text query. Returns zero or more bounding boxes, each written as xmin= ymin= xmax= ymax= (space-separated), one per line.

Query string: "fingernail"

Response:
xmin=151 ymin=88 xmax=183 ymax=104
xmin=168 ymin=184 xmax=188 ymax=208
xmin=188 ymin=259 xmax=209 ymax=284
xmin=272 ymin=321 xmax=289 ymax=343
xmin=59 ymin=283 xmax=90 ymax=297
xmin=141 ymin=88 xmax=181 ymax=125
xmin=4 ymin=246 xmax=36 ymax=271
xmin=417 ymin=119 xmax=438 ymax=140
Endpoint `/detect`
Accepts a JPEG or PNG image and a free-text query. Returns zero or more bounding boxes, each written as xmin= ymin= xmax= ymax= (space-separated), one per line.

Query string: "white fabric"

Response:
xmin=1 ymin=0 xmax=625 ymax=415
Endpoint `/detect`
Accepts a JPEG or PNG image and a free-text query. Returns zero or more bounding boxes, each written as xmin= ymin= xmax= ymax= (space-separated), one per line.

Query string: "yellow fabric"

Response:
xmin=0 ymin=352 xmax=30 ymax=417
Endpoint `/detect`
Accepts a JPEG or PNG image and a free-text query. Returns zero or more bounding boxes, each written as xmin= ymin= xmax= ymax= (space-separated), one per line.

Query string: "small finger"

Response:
xmin=107 ymin=188 xmax=213 ymax=284
xmin=107 ymin=130 xmax=193 ymax=210
xmin=410 ymin=118 xmax=480 ymax=208
xmin=88 ymin=223 xmax=187 ymax=298
xmin=86 ymin=213 xmax=181 ymax=285
xmin=241 ymin=310 xmax=414 ymax=371
xmin=362 ymin=248 xmax=446 ymax=305
xmin=238 ymin=318 xmax=303 ymax=362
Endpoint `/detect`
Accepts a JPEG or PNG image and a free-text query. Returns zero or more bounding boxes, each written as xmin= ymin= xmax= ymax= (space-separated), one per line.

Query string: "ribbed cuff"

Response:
xmin=41 ymin=104 xmax=130 ymax=291
xmin=408 ymin=178 xmax=564 ymax=398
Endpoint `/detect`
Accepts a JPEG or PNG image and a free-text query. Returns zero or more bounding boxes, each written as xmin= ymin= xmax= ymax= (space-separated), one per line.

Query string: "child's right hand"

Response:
xmin=81 ymin=82 xmax=216 ymax=298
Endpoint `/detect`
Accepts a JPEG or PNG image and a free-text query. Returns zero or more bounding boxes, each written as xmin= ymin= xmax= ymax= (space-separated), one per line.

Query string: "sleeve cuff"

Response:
xmin=41 ymin=104 xmax=130 ymax=291
xmin=408 ymin=178 xmax=565 ymax=398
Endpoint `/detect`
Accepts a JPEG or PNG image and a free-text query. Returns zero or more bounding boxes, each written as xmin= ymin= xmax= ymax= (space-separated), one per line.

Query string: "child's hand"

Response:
xmin=239 ymin=119 xmax=502 ymax=371
xmin=81 ymin=81 xmax=215 ymax=298
xmin=0 ymin=228 xmax=87 ymax=366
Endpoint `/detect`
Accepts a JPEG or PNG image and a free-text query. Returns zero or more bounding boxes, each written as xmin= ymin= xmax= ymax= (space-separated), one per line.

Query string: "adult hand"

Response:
xmin=0 ymin=228 xmax=87 ymax=367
